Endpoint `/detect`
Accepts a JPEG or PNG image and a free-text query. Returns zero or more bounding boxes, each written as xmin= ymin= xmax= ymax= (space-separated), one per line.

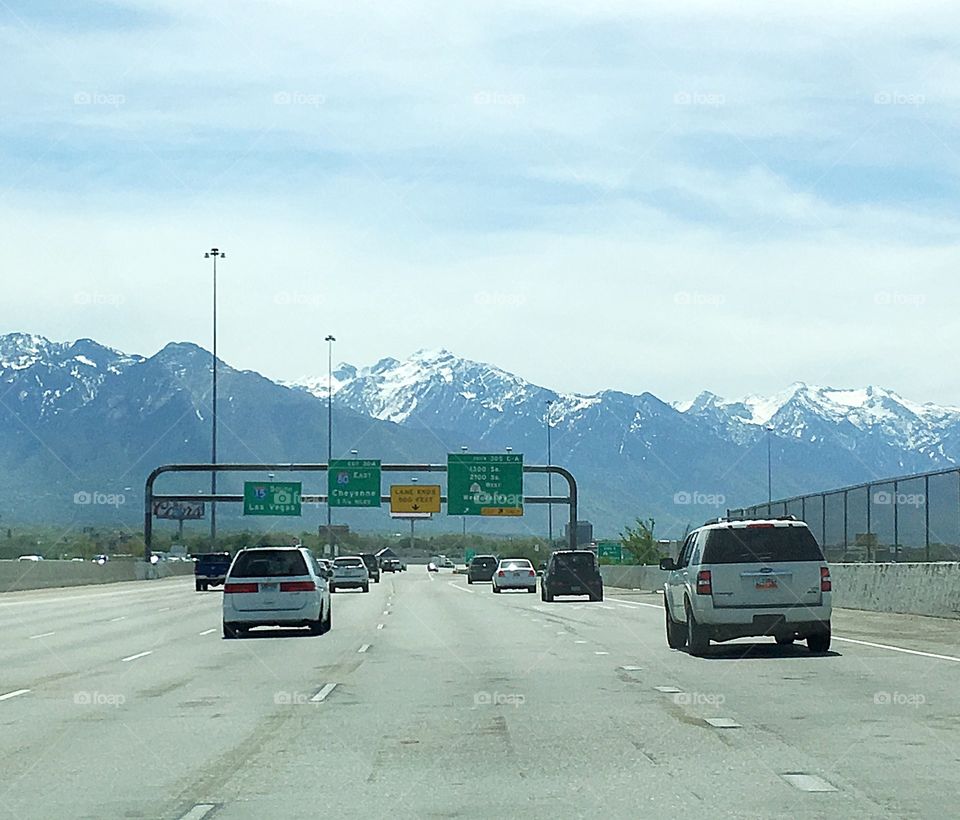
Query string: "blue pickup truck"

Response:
xmin=194 ymin=552 xmax=232 ymax=592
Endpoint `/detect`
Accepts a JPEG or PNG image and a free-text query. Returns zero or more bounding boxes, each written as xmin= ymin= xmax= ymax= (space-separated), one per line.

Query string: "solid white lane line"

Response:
xmin=0 ymin=689 xmax=29 ymax=702
xmin=121 ymin=651 xmax=152 ymax=663
xmin=834 ymin=636 xmax=960 ymax=664
xmin=178 ymin=804 xmax=217 ymax=820
xmin=28 ymin=632 xmax=55 ymax=639
xmin=610 ymin=599 xmax=662 ymax=610
xmin=358 ymin=644 xmax=370 ymax=653
xmin=311 ymin=683 xmax=337 ymax=703
xmin=199 ymin=628 xmax=216 ymax=636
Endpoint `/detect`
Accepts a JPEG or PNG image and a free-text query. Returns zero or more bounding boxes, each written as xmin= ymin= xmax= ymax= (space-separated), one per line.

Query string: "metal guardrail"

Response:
xmin=727 ymin=466 xmax=960 ymax=562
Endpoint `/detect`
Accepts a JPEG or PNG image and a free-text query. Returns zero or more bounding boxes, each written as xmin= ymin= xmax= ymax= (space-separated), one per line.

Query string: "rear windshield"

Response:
xmin=231 ymin=550 xmax=308 ymax=578
xmin=471 ymin=557 xmax=498 ymax=567
xmin=704 ymin=526 xmax=825 ymax=564
xmin=555 ymin=553 xmax=596 ymax=571
xmin=501 ymin=559 xmax=532 ymax=568
xmin=334 ymin=558 xmax=364 ymax=567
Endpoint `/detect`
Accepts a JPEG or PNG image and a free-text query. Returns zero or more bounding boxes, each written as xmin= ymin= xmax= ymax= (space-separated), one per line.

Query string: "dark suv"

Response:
xmin=541 ymin=550 xmax=603 ymax=602
xmin=359 ymin=553 xmax=381 ymax=583
xmin=467 ymin=555 xmax=499 ymax=584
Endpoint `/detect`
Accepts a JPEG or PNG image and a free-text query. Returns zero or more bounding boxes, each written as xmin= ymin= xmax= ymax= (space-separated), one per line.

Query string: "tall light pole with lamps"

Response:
xmin=204 ymin=248 xmax=224 ymax=547
xmin=325 ymin=334 xmax=336 ymax=554
xmin=766 ymin=425 xmax=774 ymax=507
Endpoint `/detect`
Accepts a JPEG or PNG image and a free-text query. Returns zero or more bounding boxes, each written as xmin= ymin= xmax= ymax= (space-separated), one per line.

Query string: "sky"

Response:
xmin=2 ymin=0 xmax=960 ymax=404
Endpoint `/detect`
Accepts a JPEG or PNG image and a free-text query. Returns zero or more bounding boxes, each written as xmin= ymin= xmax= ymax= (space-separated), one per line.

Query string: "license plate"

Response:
xmin=756 ymin=579 xmax=778 ymax=590
xmin=260 ymin=582 xmax=278 ymax=592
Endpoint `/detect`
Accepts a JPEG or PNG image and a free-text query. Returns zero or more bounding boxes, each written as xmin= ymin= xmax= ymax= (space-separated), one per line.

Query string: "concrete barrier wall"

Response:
xmin=601 ymin=562 xmax=960 ymax=620
xmin=0 ymin=560 xmax=195 ymax=593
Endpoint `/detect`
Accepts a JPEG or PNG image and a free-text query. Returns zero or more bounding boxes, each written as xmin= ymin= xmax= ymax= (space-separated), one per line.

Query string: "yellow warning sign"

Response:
xmin=390 ymin=484 xmax=441 ymax=514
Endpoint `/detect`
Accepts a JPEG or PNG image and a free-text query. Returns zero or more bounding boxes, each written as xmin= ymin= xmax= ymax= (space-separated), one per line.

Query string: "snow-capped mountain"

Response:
xmin=4 ymin=330 xmax=960 ymax=536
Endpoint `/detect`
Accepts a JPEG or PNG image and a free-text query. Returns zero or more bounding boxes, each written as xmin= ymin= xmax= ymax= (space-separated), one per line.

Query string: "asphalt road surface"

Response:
xmin=1 ymin=570 xmax=958 ymax=819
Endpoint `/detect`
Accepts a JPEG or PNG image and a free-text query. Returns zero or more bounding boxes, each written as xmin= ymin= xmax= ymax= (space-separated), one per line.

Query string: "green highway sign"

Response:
xmin=447 ymin=453 xmax=523 ymax=516
xmin=465 ymin=548 xmax=477 ymax=565
xmin=328 ymin=459 xmax=382 ymax=507
xmin=243 ymin=481 xmax=302 ymax=516
xmin=597 ymin=541 xmax=622 ymax=563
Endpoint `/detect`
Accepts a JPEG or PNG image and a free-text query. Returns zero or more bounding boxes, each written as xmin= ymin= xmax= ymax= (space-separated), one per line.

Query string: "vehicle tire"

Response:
xmin=322 ymin=602 xmax=332 ymax=633
xmin=685 ymin=601 xmax=710 ymax=656
xmin=775 ymin=636 xmax=796 ymax=646
xmin=195 ymin=579 xmax=202 ymax=592
xmin=808 ymin=629 xmax=831 ymax=654
xmin=492 ymin=586 xmax=501 ymax=594
xmin=362 ymin=584 xmax=370 ymax=593
xmin=329 ymin=584 xmax=336 ymax=594
xmin=665 ymin=603 xmax=687 ymax=650
xmin=545 ymin=588 xmax=554 ymax=603
xmin=467 ymin=578 xmax=473 ymax=584
xmin=527 ymin=586 xmax=536 ymax=593
xmin=540 ymin=586 xmax=546 ymax=601
xmin=222 ymin=622 xmax=239 ymax=640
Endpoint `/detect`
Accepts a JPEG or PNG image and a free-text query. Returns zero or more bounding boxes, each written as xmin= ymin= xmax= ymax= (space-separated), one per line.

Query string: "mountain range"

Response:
xmin=1 ymin=331 xmax=957 ymax=539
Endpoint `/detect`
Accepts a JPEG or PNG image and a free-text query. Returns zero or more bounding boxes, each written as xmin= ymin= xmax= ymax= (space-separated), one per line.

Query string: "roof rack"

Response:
xmin=702 ymin=514 xmax=798 ymax=527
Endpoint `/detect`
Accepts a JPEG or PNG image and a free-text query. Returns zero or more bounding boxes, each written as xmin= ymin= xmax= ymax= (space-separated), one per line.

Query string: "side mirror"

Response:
xmin=659 ymin=558 xmax=677 ymax=571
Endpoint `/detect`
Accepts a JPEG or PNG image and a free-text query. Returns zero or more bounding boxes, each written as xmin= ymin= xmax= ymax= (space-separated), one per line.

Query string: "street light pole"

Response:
xmin=204 ymin=248 xmax=224 ymax=547
xmin=546 ymin=399 xmax=554 ymax=546
xmin=325 ymin=334 xmax=336 ymax=554
xmin=766 ymin=425 xmax=774 ymax=505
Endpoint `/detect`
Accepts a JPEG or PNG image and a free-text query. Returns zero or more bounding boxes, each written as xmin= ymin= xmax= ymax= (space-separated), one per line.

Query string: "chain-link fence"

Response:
xmin=727 ymin=466 xmax=960 ymax=563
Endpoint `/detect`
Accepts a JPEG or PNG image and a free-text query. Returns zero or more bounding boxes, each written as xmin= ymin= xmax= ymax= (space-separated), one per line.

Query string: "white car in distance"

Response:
xmin=492 ymin=558 xmax=537 ymax=594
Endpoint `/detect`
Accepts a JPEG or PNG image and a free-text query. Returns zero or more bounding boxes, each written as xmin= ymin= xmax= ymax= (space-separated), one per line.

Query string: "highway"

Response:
xmin=1 ymin=571 xmax=958 ymax=819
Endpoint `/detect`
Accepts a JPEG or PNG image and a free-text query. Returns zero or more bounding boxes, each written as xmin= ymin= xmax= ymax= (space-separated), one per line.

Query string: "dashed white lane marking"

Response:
xmin=574 ymin=640 xmax=588 ymax=644
xmin=448 ymin=583 xmax=473 ymax=594
xmin=621 ymin=666 xmax=642 ymax=671
xmin=29 ymin=632 xmax=55 ymax=639
xmin=0 ymin=689 xmax=29 ymax=702
xmin=610 ymin=599 xmax=662 ymax=610
xmin=781 ymin=773 xmax=838 ymax=792
xmin=199 ymin=628 xmax=216 ymax=636
xmin=110 ymin=616 xmax=126 ymax=622
xmin=377 ymin=624 xmax=385 ymax=630
xmin=311 ymin=683 xmax=337 ymax=703
xmin=158 ymin=607 xmax=171 ymax=613
xmin=705 ymin=718 xmax=742 ymax=729
xmin=655 ymin=686 xmax=683 ymax=694
xmin=121 ymin=651 xmax=152 ymax=663
xmin=596 ymin=605 xmax=614 ymax=610
xmin=834 ymin=636 xmax=960 ymax=664
xmin=556 ymin=631 xmax=568 ymax=636
xmin=595 ymin=651 xmax=610 ymax=656
xmin=178 ymin=803 xmax=217 ymax=820
xmin=358 ymin=644 xmax=370 ymax=653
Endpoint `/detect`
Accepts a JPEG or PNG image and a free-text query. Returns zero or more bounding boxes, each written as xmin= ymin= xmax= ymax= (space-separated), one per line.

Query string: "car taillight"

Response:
xmin=224 ymin=583 xmax=258 ymax=594
xmin=747 ymin=523 xmax=776 ymax=529
xmin=498 ymin=570 xmax=505 ymax=577
xmin=696 ymin=570 xmax=712 ymax=595
xmin=280 ymin=581 xmax=316 ymax=592
xmin=820 ymin=566 xmax=832 ymax=593
xmin=528 ymin=570 xmax=535 ymax=577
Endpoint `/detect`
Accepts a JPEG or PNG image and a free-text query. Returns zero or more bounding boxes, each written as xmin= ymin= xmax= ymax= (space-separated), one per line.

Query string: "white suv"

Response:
xmin=660 ymin=517 xmax=832 ymax=656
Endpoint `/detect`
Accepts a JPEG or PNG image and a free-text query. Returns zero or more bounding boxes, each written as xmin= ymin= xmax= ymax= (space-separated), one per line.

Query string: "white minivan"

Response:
xmin=222 ymin=547 xmax=331 ymax=639
xmin=661 ymin=517 xmax=832 ymax=656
